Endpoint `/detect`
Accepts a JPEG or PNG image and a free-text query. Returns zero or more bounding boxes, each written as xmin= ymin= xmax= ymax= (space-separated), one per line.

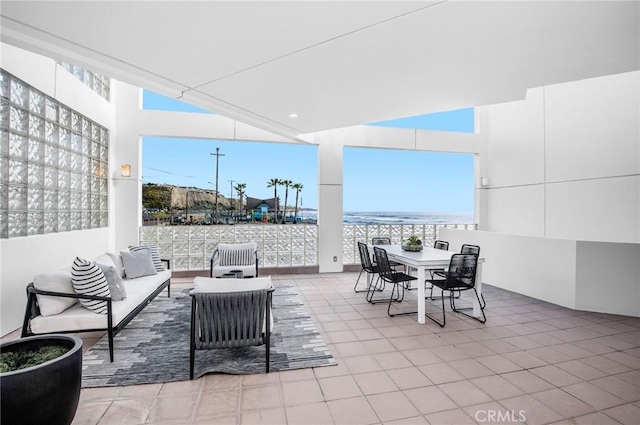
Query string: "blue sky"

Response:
xmin=142 ymin=91 xmax=474 ymax=212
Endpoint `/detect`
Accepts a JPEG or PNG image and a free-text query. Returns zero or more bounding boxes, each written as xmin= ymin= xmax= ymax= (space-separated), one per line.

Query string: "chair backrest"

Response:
xmin=357 ymin=242 xmax=375 ymax=272
xmin=434 ymin=240 xmax=449 ymax=250
xmin=192 ymin=289 xmax=271 ymax=350
xmin=371 ymin=237 xmax=391 ymax=245
xmin=373 ymin=246 xmax=394 ymax=282
xmin=444 ymin=254 xmax=478 ymax=290
xmin=461 ymin=244 xmax=480 ymax=256
xmin=215 ymin=242 xmax=257 ymax=266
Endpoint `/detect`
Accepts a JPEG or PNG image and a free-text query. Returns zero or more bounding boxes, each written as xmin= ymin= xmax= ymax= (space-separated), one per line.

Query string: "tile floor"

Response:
xmin=7 ymin=273 xmax=639 ymax=424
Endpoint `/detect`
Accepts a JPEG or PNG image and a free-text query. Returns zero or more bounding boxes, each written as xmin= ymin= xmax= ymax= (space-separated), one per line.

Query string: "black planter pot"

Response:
xmin=1 ymin=334 xmax=83 ymax=425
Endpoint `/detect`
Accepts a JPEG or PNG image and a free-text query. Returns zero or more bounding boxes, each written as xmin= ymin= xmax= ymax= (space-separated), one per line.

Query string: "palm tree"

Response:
xmin=292 ymin=183 xmax=303 ymax=222
xmin=281 ymin=180 xmax=292 ymax=223
xmin=234 ymin=183 xmax=246 ymax=218
xmin=266 ymin=178 xmax=281 ymax=223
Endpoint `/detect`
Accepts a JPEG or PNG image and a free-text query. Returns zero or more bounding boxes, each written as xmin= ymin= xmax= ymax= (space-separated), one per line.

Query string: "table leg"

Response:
xmin=473 ymin=262 xmax=484 ymax=317
xmin=417 ymin=267 xmax=425 ymax=324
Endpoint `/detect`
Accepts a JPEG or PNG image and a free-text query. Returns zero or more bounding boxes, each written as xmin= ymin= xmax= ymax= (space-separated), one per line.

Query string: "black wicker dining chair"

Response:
xmin=372 ymin=246 xmax=418 ymax=317
xmin=371 ymin=237 xmax=409 ymax=286
xmin=427 ymin=240 xmax=451 ymax=299
xmin=354 ymin=242 xmax=380 ymax=293
xmin=424 ymin=253 xmax=485 ymax=327
xmin=460 ymin=244 xmax=485 ymax=308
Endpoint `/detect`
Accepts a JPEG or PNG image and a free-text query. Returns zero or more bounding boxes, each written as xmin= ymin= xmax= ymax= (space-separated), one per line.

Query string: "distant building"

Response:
xmin=245 ymin=197 xmax=279 ymax=212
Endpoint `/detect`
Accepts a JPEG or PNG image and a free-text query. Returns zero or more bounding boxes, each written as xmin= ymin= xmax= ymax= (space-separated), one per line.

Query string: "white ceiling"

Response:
xmin=1 ymin=1 xmax=638 ymax=141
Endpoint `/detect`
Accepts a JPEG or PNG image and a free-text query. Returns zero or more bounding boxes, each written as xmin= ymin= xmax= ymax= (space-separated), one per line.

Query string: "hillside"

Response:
xmin=142 ymin=184 xmax=231 ymax=210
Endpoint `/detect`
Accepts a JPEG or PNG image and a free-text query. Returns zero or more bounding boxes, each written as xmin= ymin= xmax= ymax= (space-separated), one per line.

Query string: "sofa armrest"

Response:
xmin=161 ymin=258 xmax=171 ymax=270
xmin=22 ymin=282 xmax=113 ymax=337
xmin=27 ymin=283 xmax=111 ymax=302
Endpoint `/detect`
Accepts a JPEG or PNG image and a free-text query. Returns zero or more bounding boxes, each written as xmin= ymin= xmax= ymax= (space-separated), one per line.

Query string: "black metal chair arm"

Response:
xmin=27 ymin=283 xmax=112 ymax=302
xmin=161 ymin=258 xmax=171 ymax=270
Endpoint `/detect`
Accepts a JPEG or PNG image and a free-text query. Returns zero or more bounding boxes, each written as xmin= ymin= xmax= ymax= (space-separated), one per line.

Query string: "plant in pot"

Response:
xmin=1 ymin=334 xmax=83 ymax=425
xmin=402 ymin=235 xmax=423 ymax=252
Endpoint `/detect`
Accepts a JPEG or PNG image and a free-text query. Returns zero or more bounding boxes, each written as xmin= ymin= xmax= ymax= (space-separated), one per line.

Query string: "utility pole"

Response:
xmin=210 ymin=147 xmax=224 ymax=224
xmin=228 ymin=179 xmax=235 ymax=221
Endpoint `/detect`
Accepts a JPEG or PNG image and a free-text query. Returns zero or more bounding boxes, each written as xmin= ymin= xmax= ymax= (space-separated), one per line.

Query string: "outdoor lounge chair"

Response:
xmin=209 ymin=242 xmax=259 ymax=278
xmin=190 ymin=277 xmax=274 ymax=379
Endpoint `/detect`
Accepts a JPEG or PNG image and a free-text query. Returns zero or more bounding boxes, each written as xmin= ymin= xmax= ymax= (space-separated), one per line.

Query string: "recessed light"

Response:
xmin=289 ymin=113 xmax=298 ymax=119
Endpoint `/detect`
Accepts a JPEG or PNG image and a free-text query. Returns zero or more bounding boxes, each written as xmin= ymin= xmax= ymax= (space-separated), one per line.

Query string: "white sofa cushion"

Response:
xmin=194 ymin=276 xmax=272 ymax=293
xmin=30 ymin=269 xmax=171 ymax=334
xmin=33 ymin=269 xmax=77 ymax=316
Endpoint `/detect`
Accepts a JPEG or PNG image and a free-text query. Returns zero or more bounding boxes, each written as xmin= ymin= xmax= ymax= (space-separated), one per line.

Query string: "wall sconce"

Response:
xmin=480 ymin=177 xmax=489 ymax=187
xmin=121 ymin=164 xmax=131 ymax=178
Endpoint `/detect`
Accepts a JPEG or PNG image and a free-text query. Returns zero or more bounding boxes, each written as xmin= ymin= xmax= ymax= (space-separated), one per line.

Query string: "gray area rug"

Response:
xmin=81 ymin=285 xmax=336 ymax=387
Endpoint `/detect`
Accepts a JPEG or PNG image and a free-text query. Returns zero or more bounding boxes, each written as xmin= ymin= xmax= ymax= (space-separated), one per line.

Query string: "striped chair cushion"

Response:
xmin=71 ymin=257 xmax=110 ymax=314
xmin=218 ymin=243 xmax=256 ymax=266
xmin=130 ymin=245 xmax=164 ymax=272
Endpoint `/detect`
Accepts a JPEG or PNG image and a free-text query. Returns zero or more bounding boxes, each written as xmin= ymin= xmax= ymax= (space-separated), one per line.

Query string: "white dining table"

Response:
xmin=373 ymin=244 xmax=485 ymax=324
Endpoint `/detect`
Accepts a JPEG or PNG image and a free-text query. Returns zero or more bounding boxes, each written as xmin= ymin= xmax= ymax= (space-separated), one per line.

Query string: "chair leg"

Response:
xmin=424 ymin=289 xmax=446 ymax=327
xmin=368 ymin=277 xmax=400 ymax=304
xmin=353 ymin=268 xmax=366 ymax=293
xmin=190 ymin=297 xmax=196 ymax=380
xmin=388 ymin=282 xmax=417 ymax=317
xmin=451 ymin=288 xmax=487 ymax=324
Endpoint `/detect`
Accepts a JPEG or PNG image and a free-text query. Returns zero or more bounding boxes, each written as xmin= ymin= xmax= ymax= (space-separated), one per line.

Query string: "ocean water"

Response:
xmin=300 ymin=211 xmax=474 ymax=225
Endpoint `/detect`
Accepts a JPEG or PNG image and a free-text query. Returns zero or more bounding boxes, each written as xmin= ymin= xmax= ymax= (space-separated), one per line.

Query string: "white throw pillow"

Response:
xmin=106 ymin=252 xmax=126 ymax=278
xmin=120 ymin=248 xmax=157 ymax=279
xmin=129 ymin=244 xmax=164 ymax=272
xmin=96 ymin=263 xmax=127 ymax=301
xmin=33 ymin=269 xmax=78 ymax=316
xmin=71 ymin=257 xmax=111 ymax=314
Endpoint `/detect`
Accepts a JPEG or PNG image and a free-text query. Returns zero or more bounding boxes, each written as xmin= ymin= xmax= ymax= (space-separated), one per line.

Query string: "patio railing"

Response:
xmin=139 ymin=223 xmax=476 ymax=271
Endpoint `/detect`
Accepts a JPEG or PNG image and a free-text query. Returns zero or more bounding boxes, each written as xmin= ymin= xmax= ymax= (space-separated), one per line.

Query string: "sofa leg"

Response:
xmin=108 ymin=328 xmax=114 ymax=362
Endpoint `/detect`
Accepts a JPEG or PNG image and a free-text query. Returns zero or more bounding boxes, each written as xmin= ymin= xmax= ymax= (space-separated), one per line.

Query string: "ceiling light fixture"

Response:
xmin=289 ymin=113 xmax=298 ymax=119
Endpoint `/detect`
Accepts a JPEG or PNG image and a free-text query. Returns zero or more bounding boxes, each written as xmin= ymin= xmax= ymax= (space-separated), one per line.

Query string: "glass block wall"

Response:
xmin=0 ymin=69 xmax=110 ymax=238
xmin=139 ymin=224 xmax=318 ymax=271
xmin=59 ymin=63 xmax=110 ymax=101
xmin=139 ymin=223 xmax=475 ymax=270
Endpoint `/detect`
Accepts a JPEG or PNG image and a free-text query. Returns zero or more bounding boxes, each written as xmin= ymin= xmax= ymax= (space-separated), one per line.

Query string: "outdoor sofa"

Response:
xmin=21 ymin=248 xmax=171 ymax=362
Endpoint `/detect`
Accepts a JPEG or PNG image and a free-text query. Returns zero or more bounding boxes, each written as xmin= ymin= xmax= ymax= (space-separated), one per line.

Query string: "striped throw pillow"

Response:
xmin=218 ymin=243 xmax=256 ymax=266
xmin=130 ymin=245 xmax=164 ymax=272
xmin=71 ymin=257 xmax=111 ymax=314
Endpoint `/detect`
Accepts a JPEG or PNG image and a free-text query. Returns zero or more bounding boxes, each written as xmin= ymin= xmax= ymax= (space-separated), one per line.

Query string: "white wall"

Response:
xmin=468 ymin=71 xmax=640 ymax=317
xmin=575 ymin=241 xmax=640 ymax=317
xmin=441 ymin=229 xmax=640 ymax=317
xmin=479 ymin=71 xmax=640 ymax=243
xmin=441 ymin=229 xmax=578 ymax=309
xmin=0 ymin=44 xmax=115 ymax=335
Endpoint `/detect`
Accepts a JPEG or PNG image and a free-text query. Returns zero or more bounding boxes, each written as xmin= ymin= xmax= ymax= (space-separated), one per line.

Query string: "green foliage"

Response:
xmin=0 ymin=345 xmax=70 ymax=373
xmin=406 ymin=235 xmax=422 ymax=245
xmin=142 ymin=185 xmax=172 ymax=210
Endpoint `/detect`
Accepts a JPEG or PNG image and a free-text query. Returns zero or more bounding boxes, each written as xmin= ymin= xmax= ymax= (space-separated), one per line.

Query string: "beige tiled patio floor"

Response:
xmin=20 ymin=272 xmax=640 ymax=424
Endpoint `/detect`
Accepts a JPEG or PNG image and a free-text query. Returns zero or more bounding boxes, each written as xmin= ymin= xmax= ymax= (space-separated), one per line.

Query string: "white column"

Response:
xmin=316 ymin=136 xmax=344 ymax=273
xmin=111 ymin=81 xmax=143 ymax=249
